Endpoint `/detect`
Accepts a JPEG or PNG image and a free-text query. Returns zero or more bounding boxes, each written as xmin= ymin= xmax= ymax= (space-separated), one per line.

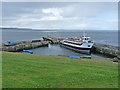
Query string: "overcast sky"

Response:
xmin=2 ymin=2 xmax=118 ymax=30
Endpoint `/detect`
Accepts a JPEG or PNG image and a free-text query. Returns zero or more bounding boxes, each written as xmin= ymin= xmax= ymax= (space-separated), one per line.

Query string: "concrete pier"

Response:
xmin=43 ymin=36 xmax=64 ymax=44
xmin=1 ymin=40 xmax=49 ymax=52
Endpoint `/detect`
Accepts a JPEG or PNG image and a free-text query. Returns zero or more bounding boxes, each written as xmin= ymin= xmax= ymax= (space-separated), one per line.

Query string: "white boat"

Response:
xmin=60 ymin=34 xmax=94 ymax=54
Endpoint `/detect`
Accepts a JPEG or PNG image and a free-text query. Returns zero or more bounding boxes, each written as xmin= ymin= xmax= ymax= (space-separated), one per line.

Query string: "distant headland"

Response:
xmin=0 ymin=27 xmax=117 ymax=31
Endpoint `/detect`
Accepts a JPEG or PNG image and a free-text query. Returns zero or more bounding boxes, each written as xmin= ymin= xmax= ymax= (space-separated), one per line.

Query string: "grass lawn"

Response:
xmin=2 ymin=52 xmax=118 ymax=88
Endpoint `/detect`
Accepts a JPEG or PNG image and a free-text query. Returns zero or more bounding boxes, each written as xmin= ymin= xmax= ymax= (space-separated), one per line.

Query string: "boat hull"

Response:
xmin=60 ymin=43 xmax=91 ymax=54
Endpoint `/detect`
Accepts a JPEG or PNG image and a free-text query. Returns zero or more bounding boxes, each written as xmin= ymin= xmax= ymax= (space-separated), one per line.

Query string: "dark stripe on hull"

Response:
xmin=60 ymin=43 xmax=91 ymax=50
xmin=60 ymin=43 xmax=91 ymax=54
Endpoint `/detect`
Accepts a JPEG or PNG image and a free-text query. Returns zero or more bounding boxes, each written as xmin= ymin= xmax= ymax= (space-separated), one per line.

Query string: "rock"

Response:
xmin=113 ymin=57 xmax=119 ymax=62
xmin=117 ymin=55 xmax=120 ymax=60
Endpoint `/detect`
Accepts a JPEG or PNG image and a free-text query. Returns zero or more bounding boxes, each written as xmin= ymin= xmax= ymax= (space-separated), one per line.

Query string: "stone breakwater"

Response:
xmin=42 ymin=37 xmax=63 ymax=44
xmin=1 ymin=40 xmax=49 ymax=52
xmin=91 ymin=43 xmax=120 ymax=61
xmin=91 ymin=43 xmax=119 ymax=57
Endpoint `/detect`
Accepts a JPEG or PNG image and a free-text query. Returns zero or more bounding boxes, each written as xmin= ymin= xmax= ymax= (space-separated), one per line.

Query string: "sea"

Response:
xmin=1 ymin=28 xmax=118 ymax=58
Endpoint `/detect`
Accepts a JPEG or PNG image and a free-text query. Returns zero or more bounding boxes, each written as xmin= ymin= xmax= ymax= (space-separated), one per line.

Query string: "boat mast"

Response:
xmin=83 ymin=31 xmax=86 ymax=37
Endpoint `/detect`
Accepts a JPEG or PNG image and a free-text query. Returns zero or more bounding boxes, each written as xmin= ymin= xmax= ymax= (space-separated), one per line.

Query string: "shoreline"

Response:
xmin=1 ymin=50 xmax=117 ymax=63
xmin=2 ymin=51 xmax=115 ymax=62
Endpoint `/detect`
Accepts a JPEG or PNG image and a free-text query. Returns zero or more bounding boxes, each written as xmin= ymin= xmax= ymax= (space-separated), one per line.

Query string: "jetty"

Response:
xmin=42 ymin=36 xmax=63 ymax=44
xmin=1 ymin=39 xmax=49 ymax=52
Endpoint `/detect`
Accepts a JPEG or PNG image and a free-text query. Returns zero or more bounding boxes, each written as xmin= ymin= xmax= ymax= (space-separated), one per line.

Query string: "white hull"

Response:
xmin=60 ymin=44 xmax=91 ymax=54
xmin=60 ymin=36 xmax=94 ymax=54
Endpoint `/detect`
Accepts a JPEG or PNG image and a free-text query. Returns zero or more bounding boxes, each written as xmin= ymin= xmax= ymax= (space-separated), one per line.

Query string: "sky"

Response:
xmin=2 ymin=2 xmax=118 ymax=30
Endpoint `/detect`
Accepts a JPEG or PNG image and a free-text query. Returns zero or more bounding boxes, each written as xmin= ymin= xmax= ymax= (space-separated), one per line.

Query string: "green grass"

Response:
xmin=2 ymin=52 xmax=118 ymax=88
xmin=0 ymin=52 xmax=2 ymax=89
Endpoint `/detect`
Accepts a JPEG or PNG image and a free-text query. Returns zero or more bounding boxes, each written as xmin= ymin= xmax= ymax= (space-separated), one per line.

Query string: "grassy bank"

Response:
xmin=2 ymin=52 xmax=118 ymax=88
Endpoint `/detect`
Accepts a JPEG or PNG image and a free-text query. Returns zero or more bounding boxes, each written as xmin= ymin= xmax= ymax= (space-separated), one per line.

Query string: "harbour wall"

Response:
xmin=91 ymin=43 xmax=119 ymax=58
xmin=42 ymin=37 xmax=61 ymax=44
xmin=1 ymin=40 xmax=49 ymax=52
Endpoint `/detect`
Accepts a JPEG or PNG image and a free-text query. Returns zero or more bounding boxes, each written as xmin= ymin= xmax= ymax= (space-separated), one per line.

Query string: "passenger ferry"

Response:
xmin=60 ymin=34 xmax=94 ymax=54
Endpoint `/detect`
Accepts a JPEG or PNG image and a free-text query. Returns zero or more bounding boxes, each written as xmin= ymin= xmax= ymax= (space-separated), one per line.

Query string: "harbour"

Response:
xmin=1 ymin=36 xmax=119 ymax=61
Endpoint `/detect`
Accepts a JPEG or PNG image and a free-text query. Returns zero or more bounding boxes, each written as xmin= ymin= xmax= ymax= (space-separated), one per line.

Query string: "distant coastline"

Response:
xmin=1 ymin=27 xmax=118 ymax=31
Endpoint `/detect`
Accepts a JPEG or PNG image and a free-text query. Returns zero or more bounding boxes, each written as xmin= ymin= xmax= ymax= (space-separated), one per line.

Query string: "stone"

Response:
xmin=113 ymin=57 xmax=119 ymax=62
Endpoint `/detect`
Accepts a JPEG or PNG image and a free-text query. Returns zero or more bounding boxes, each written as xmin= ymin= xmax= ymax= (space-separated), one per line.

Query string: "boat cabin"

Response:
xmin=82 ymin=36 xmax=91 ymax=43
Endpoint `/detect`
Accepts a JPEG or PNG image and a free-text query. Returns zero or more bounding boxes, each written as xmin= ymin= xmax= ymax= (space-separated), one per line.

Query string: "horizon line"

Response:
xmin=1 ymin=27 xmax=118 ymax=31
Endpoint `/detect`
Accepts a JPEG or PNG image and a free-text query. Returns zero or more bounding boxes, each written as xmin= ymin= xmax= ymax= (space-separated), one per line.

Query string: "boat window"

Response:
xmin=64 ymin=41 xmax=82 ymax=45
xmin=88 ymin=41 xmax=91 ymax=43
xmin=88 ymin=45 xmax=90 ymax=47
xmin=85 ymin=38 xmax=89 ymax=40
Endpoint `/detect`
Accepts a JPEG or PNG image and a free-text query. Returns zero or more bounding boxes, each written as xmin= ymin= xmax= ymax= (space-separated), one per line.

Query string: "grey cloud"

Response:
xmin=2 ymin=2 xmax=118 ymax=30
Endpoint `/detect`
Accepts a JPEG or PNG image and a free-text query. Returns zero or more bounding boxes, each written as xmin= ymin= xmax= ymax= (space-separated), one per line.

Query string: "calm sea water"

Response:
xmin=30 ymin=44 xmax=109 ymax=59
xmin=2 ymin=28 xmax=118 ymax=58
